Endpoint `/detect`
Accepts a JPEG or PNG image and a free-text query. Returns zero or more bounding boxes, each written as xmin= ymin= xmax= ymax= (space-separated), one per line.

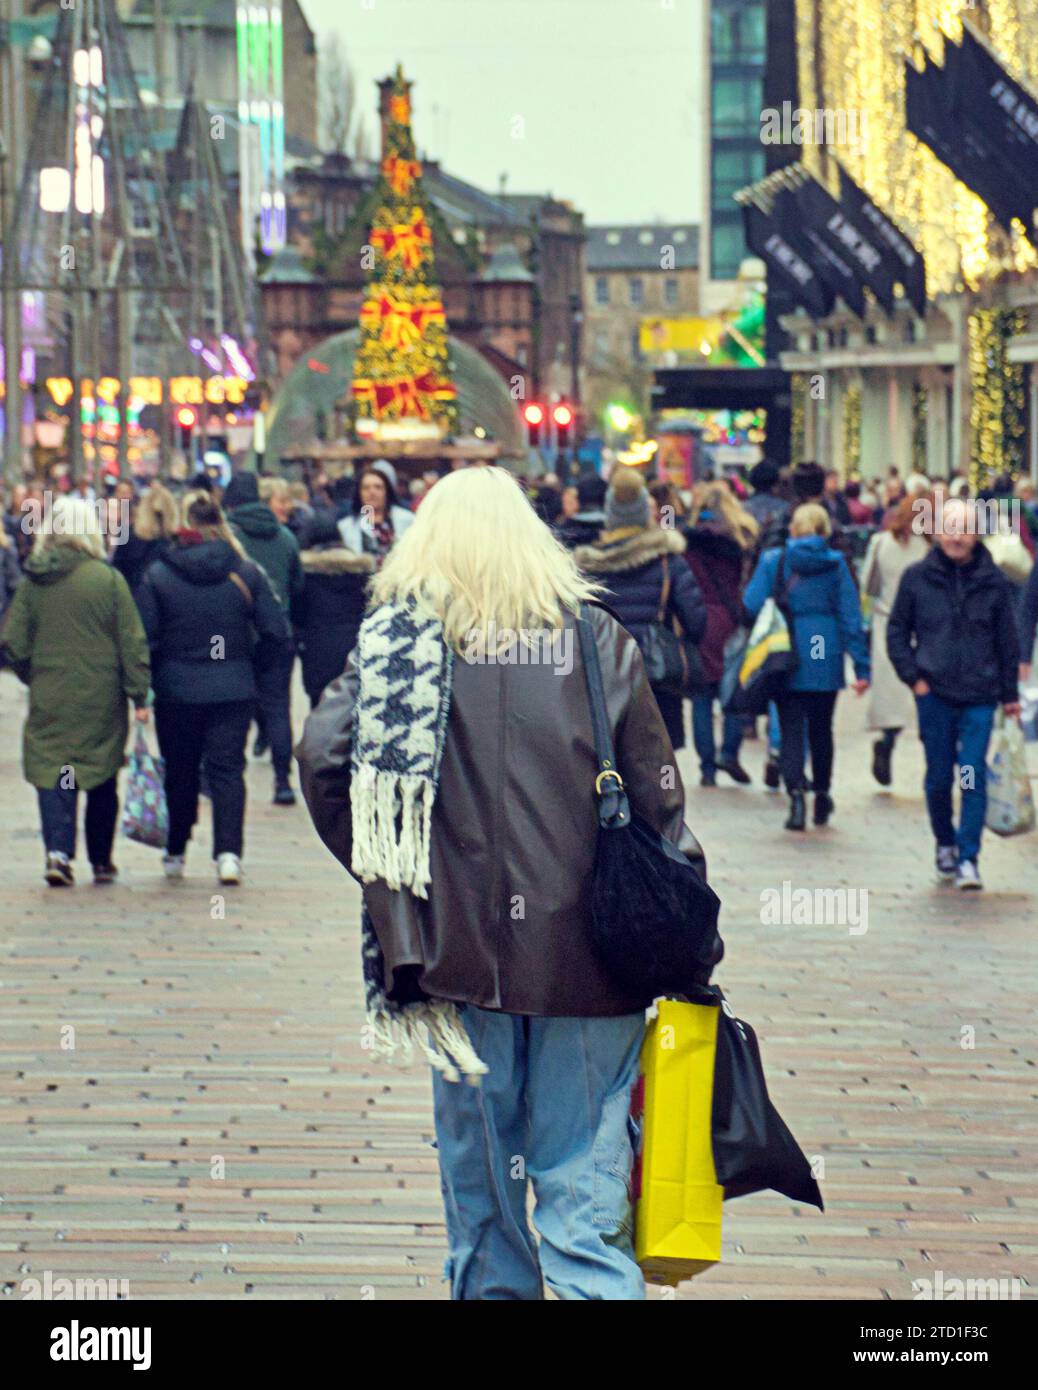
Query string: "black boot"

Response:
xmin=784 ymin=792 xmax=807 ymax=831
xmin=814 ymin=791 xmax=835 ymax=826
xmin=871 ymin=737 xmax=893 ymax=786
xmin=764 ymin=755 xmax=781 ymax=790
xmin=718 ymin=758 xmax=751 ymax=785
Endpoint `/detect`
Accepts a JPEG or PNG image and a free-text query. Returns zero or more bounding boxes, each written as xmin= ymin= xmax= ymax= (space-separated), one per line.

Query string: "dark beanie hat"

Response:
xmin=577 ymin=474 xmax=608 ymax=511
xmin=749 ymin=459 xmax=779 ymax=493
xmin=604 ymin=467 xmax=651 ymax=531
xmin=222 ymin=471 xmax=260 ymax=509
xmin=792 ymin=460 xmax=826 ymax=501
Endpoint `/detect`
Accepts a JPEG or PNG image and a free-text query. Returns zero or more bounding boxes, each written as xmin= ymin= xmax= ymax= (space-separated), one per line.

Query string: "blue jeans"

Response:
xmin=431 ymin=1007 xmax=645 ymax=1300
xmin=692 ymin=684 xmax=743 ymax=774
xmin=916 ymin=692 xmax=997 ymax=862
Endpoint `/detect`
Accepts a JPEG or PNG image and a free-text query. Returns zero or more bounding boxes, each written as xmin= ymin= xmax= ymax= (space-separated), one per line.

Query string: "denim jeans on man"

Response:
xmin=255 ymin=641 xmax=295 ymax=782
xmin=432 ymin=1006 xmax=645 ymax=1300
xmin=692 ymin=683 xmax=744 ymax=775
xmin=37 ymin=774 xmax=119 ymax=866
xmin=916 ymin=691 xmax=997 ymax=862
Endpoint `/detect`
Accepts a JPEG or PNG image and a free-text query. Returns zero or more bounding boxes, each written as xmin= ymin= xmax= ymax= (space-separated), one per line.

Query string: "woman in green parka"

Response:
xmin=0 ymin=495 xmax=151 ymax=886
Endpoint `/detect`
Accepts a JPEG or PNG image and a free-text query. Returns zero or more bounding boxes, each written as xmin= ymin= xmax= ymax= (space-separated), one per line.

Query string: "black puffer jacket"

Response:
xmin=297 ymin=540 xmax=374 ymax=704
xmin=136 ymin=536 xmax=291 ymax=703
xmin=887 ymin=545 xmax=1019 ymax=706
xmin=574 ymin=527 xmax=706 ymax=653
xmin=111 ymin=533 xmax=172 ymax=596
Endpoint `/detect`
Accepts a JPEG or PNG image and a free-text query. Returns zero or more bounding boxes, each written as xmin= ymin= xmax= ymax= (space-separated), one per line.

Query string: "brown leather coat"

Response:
xmin=296 ymin=604 xmax=707 ymax=1017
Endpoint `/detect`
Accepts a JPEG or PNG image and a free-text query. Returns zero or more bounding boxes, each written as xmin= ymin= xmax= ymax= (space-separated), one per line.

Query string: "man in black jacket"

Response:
xmin=887 ymin=497 xmax=1021 ymax=891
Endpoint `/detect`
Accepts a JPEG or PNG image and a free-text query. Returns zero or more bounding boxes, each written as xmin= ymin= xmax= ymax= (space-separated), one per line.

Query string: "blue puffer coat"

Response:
xmin=743 ymin=535 xmax=869 ymax=692
xmin=574 ymin=526 xmax=706 ymax=650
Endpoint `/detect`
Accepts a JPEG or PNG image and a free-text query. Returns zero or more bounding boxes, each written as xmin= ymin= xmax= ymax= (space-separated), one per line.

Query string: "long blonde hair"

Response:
xmin=370 ymin=466 xmax=601 ymax=651
xmin=135 ymin=482 xmax=179 ymax=541
xmin=31 ymin=495 xmax=107 ymax=561
xmin=182 ymin=491 xmax=248 ymax=559
xmin=689 ymin=479 xmax=760 ymax=551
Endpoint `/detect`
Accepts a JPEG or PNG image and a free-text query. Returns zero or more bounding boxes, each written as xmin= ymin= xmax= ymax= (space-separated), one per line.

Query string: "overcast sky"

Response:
xmin=301 ymin=0 xmax=705 ymax=226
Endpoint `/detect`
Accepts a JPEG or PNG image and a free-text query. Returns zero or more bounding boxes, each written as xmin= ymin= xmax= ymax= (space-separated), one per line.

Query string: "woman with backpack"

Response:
xmin=743 ymin=503 xmax=870 ymax=831
xmin=574 ymin=467 xmax=705 ymax=750
xmin=683 ymin=481 xmax=759 ymax=786
xmin=135 ymin=493 xmax=291 ymax=884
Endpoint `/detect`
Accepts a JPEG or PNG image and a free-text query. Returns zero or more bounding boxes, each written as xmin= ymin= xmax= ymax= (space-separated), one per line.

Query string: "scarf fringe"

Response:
xmin=366 ymin=1001 xmax=489 ymax=1084
xmin=351 ymin=768 xmax=434 ymax=898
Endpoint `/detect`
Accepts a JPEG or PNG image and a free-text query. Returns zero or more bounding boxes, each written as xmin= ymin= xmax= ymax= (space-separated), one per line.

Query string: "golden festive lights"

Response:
xmin=968 ymin=307 xmax=1027 ymax=486
xmin=842 ymin=382 xmax=862 ymax=473
xmin=796 ymin=1 xmax=1038 ymax=295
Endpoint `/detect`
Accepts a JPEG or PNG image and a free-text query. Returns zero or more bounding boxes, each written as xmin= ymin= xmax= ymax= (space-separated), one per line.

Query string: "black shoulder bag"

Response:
xmin=576 ymin=605 xmax=723 ymax=1000
xmin=637 ymin=555 xmax=710 ymax=697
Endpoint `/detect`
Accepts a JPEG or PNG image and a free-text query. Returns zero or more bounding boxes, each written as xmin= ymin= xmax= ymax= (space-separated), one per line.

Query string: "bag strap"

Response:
xmin=576 ymin=604 xmax=630 ymax=828
xmin=228 ymin=569 xmax=253 ymax=608
xmin=656 ymin=554 xmax=671 ymax=624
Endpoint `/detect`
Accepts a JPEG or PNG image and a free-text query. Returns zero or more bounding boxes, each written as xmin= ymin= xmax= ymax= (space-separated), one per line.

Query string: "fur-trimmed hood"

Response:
xmin=574 ymin=526 xmax=686 ymax=575
xmin=300 ymin=545 xmax=375 ymax=576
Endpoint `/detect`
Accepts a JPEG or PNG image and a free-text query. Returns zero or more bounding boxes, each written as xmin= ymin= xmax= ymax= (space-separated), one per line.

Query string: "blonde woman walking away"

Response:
xmin=1 ymin=497 xmax=151 ymax=886
xmin=298 ymin=467 xmax=711 ymax=1300
xmin=111 ymin=482 xmax=179 ymax=597
xmin=684 ymin=480 xmax=759 ymax=786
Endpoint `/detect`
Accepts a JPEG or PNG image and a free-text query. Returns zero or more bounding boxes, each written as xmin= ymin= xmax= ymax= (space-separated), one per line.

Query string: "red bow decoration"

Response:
xmin=381 ymin=156 xmax=422 ymax=197
xmin=370 ymin=211 xmax=432 ymax=271
xmin=359 ymin=294 xmax=446 ymax=351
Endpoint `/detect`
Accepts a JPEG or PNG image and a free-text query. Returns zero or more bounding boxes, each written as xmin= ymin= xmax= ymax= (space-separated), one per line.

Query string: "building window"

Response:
xmin=713 ymin=146 xmax=765 ymax=200
xmin=631 ymin=327 xmax=643 ymax=361
xmin=711 ymin=76 xmax=763 ymax=137
xmin=595 ymin=276 xmax=609 ymax=306
xmin=629 ymin=277 xmax=644 ymax=306
xmin=711 ymin=3 xmax=766 ymax=64
xmin=664 ymin=277 xmax=679 ymax=307
xmin=710 ymin=218 xmax=745 ymax=281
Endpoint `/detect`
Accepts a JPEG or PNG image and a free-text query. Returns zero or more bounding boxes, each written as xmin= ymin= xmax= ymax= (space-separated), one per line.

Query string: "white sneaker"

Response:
xmin=162 ymin=854 xmax=185 ymax=881
xmin=935 ymin=845 xmax=958 ymax=881
xmin=217 ymin=853 xmax=242 ymax=885
xmin=956 ymin=859 xmax=983 ymax=891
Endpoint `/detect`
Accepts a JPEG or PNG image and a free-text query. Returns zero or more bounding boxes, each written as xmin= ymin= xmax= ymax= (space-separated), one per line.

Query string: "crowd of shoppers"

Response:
xmin=2 ymin=451 xmax=1033 ymax=893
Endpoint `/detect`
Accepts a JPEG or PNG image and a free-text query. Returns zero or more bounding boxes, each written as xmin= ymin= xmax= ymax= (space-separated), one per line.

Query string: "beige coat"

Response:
xmin=860 ymin=530 xmax=930 ymax=731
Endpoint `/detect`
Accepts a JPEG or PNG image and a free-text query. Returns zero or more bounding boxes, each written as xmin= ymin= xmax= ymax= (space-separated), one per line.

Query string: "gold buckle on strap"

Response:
xmin=595 ymin=769 xmax=625 ymax=795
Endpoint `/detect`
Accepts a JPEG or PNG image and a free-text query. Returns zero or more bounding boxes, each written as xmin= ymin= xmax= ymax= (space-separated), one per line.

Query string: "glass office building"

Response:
xmin=709 ymin=1 xmax=767 ymax=281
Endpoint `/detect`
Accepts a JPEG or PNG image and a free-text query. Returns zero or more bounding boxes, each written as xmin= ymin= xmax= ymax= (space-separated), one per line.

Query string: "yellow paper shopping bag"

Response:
xmin=632 ymin=998 xmax=724 ymax=1284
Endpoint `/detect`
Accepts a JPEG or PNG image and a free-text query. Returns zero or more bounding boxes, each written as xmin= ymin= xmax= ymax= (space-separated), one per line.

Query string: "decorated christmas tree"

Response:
xmin=350 ymin=67 xmax=458 ymax=436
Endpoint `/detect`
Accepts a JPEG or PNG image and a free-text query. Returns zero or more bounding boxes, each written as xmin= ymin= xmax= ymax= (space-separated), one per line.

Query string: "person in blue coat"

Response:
xmin=743 ymin=503 xmax=870 ymax=831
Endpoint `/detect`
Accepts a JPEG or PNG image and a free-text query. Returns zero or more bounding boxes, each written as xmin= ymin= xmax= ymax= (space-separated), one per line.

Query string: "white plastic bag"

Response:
xmin=985 ymin=717 xmax=1036 ymax=837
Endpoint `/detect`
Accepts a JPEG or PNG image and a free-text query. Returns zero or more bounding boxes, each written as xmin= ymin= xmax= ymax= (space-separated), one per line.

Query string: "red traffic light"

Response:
xmin=175 ymin=406 xmax=198 ymax=429
xmin=523 ymin=403 xmax=545 ymax=427
xmin=552 ymin=403 xmax=573 ymax=429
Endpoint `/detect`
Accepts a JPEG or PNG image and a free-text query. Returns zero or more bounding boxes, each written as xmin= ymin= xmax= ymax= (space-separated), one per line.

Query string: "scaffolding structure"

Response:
xmin=0 ymin=0 xmax=258 ymax=483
